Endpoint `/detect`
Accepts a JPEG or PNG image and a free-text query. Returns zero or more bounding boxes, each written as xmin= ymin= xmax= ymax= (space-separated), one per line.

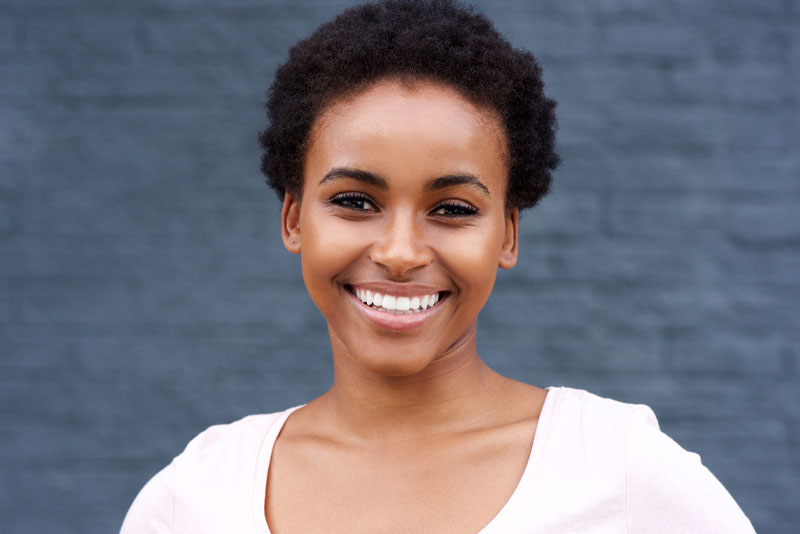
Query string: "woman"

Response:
xmin=122 ymin=1 xmax=754 ymax=532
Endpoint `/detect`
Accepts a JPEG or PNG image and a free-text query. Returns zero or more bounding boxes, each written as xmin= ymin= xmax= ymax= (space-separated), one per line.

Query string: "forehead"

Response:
xmin=304 ymin=79 xmax=509 ymax=191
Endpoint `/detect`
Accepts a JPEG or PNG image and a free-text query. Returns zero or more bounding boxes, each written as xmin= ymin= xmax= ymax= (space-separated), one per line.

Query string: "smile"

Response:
xmin=346 ymin=285 xmax=447 ymax=332
xmin=352 ymin=287 xmax=441 ymax=314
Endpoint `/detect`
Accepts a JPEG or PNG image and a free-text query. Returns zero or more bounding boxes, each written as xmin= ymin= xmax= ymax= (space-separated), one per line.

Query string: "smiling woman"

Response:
xmin=284 ymin=80 xmax=517 ymax=378
xmin=121 ymin=1 xmax=754 ymax=533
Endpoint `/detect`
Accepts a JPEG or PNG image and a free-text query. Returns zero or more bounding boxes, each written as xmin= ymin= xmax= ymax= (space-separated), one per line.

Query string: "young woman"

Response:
xmin=122 ymin=1 xmax=754 ymax=532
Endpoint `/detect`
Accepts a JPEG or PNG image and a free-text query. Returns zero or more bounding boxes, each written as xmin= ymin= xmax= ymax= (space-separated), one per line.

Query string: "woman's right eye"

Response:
xmin=329 ymin=193 xmax=377 ymax=212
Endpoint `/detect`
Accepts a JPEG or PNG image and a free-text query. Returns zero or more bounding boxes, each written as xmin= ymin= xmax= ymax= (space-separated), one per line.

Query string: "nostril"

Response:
xmin=368 ymin=241 xmax=433 ymax=276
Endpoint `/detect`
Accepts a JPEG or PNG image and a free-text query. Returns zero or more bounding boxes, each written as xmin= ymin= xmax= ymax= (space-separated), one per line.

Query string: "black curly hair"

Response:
xmin=259 ymin=0 xmax=559 ymax=210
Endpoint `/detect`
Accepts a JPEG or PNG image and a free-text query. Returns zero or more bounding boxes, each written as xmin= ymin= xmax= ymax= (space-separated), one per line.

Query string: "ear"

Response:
xmin=280 ymin=192 xmax=302 ymax=254
xmin=498 ymin=208 xmax=519 ymax=269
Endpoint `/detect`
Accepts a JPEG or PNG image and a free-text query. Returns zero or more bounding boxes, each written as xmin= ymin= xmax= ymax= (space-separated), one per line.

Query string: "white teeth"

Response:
xmin=382 ymin=295 xmax=397 ymax=311
xmin=396 ymin=297 xmax=410 ymax=311
xmin=354 ymin=288 xmax=441 ymax=313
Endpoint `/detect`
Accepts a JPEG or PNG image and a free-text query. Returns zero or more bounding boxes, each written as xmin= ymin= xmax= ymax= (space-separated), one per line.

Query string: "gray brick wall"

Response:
xmin=1 ymin=1 xmax=797 ymax=532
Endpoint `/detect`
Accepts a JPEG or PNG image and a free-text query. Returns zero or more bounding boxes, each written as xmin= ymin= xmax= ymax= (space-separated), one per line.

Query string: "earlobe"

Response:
xmin=281 ymin=192 xmax=302 ymax=254
xmin=498 ymin=208 xmax=519 ymax=269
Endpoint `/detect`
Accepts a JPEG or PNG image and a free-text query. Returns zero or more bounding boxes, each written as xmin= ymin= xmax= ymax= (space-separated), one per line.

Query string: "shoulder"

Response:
xmin=547 ymin=386 xmax=644 ymax=418
xmin=534 ymin=387 xmax=651 ymax=492
xmin=174 ymin=411 xmax=286 ymax=468
xmin=540 ymin=387 xmax=754 ymax=533
xmin=621 ymin=405 xmax=755 ymax=533
xmin=544 ymin=386 xmax=653 ymax=452
xmin=120 ymin=409 xmax=297 ymax=533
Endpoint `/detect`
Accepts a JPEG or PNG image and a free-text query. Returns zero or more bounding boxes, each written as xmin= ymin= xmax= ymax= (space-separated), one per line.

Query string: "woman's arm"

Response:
xmin=624 ymin=406 xmax=755 ymax=533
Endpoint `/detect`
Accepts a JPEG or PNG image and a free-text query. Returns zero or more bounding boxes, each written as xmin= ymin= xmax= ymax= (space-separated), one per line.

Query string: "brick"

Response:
xmin=662 ymin=327 xmax=786 ymax=377
xmin=548 ymin=63 xmax=672 ymax=107
xmin=0 ymin=107 xmax=44 ymax=158
xmin=0 ymin=231 xmax=295 ymax=281
xmin=0 ymin=105 xmax=267 ymax=191
xmin=720 ymin=63 xmax=791 ymax=105
xmin=10 ymin=274 xmax=312 ymax=327
xmin=713 ymin=241 xmax=800 ymax=289
xmin=563 ymin=144 xmax=800 ymax=195
xmin=660 ymin=0 xmax=787 ymax=17
xmin=715 ymin=108 xmax=794 ymax=152
xmin=54 ymin=60 xmax=261 ymax=101
xmin=17 ymin=188 xmax=268 ymax=238
xmin=518 ymin=235 xmax=718 ymax=283
xmin=546 ymin=0 xmax=655 ymax=19
xmin=595 ymin=20 xmax=702 ymax=60
xmin=727 ymin=197 xmax=800 ymax=243
xmin=704 ymin=17 xmax=794 ymax=62
xmin=712 ymin=0 xmax=787 ymax=16
xmin=0 ymin=192 xmax=14 ymax=235
xmin=0 ymin=16 xmax=15 ymax=51
xmin=1 ymin=0 xmax=288 ymax=9
xmin=21 ymin=14 xmax=139 ymax=61
xmin=668 ymin=60 xmax=792 ymax=107
xmin=0 ymin=283 xmax=9 ymax=323
xmin=0 ymin=56 xmax=64 ymax=99
xmin=523 ymin=189 xmax=602 ymax=236
xmin=670 ymin=417 xmax=790 ymax=459
xmin=490 ymin=10 xmax=595 ymax=61
xmin=624 ymin=375 xmax=780 ymax=421
xmin=483 ymin=283 xmax=665 ymax=372
xmin=707 ymin=157 xmax=800 ymax=194
xmin=137 ymin=12 xmax=311 ymax=62
xmin=558 ymin=151 xmax=710 ymax=192
xmin=561 ymin=101 xmax=716 ymax=157
xmin=607 ymin=190 xmax=725 ymax=240
xmin=1 ymin=464 xmax=152 ymax=533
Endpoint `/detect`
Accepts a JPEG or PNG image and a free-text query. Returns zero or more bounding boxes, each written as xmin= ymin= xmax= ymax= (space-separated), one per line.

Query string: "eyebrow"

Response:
xmin=319 ymin=167 xmax=491 ymax=196
xmin=319 ymin=168 xmax=388 ymax=189
xmin=424 ymin=174 xmax=490 ymax=196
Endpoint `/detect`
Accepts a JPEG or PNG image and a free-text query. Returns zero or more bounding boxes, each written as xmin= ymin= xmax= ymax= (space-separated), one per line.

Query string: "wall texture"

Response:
xmin=1 ymin=0 xmax=798 ymax=532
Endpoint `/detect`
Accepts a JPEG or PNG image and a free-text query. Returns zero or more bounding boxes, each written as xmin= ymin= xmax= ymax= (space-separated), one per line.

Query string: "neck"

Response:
xmin=318 ymin=332 xmax=508 ymax=442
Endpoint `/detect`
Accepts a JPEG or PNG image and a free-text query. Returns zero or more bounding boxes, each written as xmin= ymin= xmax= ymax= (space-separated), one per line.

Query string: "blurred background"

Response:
xmin=1 ymin=0 xmax=798 ymax=532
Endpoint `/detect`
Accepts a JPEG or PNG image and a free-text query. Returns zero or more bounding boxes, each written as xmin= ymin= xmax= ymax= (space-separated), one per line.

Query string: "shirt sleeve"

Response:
xmin=624 ymin=406 xmax=756 ymax=534
xmin=120 ymin=463 xmax=175 ymax=534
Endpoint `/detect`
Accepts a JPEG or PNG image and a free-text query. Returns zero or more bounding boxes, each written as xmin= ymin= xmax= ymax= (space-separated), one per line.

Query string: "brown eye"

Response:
xmin=329 ymin=192 xmax=378 ymax=212
xmin=430 ymin=201 xmax=478 ymax=217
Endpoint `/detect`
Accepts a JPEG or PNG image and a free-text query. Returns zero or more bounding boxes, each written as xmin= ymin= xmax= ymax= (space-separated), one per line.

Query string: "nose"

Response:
xmin=368 ymin=210 xmax=433 ymax=277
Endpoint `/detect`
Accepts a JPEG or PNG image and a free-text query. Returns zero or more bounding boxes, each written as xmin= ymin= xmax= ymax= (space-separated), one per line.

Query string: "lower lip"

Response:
xmin=347 ymin=290 xmax=445 ymax=332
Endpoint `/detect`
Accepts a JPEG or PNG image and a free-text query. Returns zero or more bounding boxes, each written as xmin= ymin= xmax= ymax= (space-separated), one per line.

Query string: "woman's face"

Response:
xmin=281 ymin=79 xmax=518 ymax=377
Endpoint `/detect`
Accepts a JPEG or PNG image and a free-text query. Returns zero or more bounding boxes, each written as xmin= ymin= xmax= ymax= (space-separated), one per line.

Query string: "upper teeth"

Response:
xmin=354 ymin=288 xmax=440 ymax=313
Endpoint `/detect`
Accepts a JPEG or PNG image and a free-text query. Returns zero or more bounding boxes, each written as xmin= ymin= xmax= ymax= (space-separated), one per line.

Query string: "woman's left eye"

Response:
xmin=329 ymin=192 xmax=377 ymax=212
xmin=430 ymin=201 xmax=479 ymax=217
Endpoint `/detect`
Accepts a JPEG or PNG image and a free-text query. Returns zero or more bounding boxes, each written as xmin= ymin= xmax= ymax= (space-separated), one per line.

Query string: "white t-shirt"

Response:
xmin=120 ymin=387 xmax=755 ymax=533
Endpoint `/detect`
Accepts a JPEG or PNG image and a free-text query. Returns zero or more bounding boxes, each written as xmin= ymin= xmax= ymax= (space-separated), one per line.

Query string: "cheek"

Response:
xmin=432 ymin=221 xmax=504 ymax=297
xmin=298 ymin=210 xmax=364 ymax=298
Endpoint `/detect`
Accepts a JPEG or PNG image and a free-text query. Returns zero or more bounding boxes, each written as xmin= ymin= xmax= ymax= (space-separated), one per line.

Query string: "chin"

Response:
xmin=358 ymin=352 xmax=438 ymax=378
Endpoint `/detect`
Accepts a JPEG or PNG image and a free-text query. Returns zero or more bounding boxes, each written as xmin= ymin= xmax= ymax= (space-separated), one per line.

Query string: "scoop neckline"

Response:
xmin=252 ymin=387 xmax=561 ymax=533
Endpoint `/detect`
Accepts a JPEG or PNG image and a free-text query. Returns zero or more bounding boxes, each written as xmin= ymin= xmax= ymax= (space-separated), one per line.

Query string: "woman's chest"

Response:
xmin=264 ymin=424 xmax=537 ymax=534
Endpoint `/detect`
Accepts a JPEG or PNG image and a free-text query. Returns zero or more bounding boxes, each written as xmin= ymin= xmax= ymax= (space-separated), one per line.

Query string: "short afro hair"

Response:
xmin=259 ymin=0 xmax=559 ymax=210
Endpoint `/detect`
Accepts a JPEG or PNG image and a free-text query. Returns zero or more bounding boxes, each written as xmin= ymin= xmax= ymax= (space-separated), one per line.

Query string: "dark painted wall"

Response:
xmin=1 ymin=1 xmax=798 ymax=532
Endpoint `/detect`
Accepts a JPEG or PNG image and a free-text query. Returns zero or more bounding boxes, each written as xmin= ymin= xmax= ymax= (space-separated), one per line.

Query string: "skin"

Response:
xmin=267 ymin=79 xmax=548 ymax=534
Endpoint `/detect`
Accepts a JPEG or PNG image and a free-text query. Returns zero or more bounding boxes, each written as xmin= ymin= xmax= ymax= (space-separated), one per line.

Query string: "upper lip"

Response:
xmin=347 ymin=282 xmax=445 ymax=297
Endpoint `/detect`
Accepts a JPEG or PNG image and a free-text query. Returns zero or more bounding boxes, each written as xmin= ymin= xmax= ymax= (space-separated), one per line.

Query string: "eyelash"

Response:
xmin=430 ymin=201 xmax=479 ymax=217
xmin=329 ymin=193 xmax=479 ymax=218
xmin=328 ymin=192 xmax=377 ymax=212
